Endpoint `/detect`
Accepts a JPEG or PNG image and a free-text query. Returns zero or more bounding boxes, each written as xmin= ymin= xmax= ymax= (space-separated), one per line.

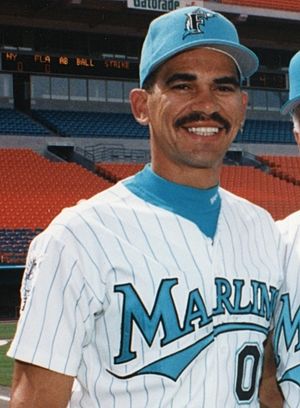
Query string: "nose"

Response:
xmin=190 ymin=87 xmax=220 ymax=116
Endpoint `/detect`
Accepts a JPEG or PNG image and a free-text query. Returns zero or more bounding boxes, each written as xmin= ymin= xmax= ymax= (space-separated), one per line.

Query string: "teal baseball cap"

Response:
xmin=281 ymin=51 xmax=300 ymax=115
xmin=140 ymin=6 xmax=259 ymax=87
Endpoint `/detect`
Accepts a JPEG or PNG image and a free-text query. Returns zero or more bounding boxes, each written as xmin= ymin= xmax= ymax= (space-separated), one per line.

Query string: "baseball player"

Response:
xmin=7 ymin=6 xmax=294 ymax=407
xmin=271 ymin=50 xmax=300 ymax=408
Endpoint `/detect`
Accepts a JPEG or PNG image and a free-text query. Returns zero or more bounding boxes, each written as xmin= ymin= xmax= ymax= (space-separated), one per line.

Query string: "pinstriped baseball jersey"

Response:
xmin=275 ymin=211 xmax=300 ymax=408
xmin=8 ymin=176 xmax=285 ymax=407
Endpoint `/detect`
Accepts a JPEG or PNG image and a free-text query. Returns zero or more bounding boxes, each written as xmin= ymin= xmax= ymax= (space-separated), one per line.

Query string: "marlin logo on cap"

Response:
xmin=183 ymin=8 xmax=215 ymax=39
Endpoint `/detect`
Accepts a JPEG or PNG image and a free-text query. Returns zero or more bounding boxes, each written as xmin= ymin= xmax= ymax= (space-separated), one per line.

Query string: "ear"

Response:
xmin=241 ymin=90 xmax=249 ymax=114
xmin=130 ymin=88 xmax=150 ymax=126
xmin=293 ymin=128 xmax=300 ymax=146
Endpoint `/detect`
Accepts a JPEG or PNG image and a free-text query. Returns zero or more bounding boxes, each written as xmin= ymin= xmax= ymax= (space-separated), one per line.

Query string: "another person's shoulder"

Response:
xmin=276 ymin=209 xmax=300 ymax=239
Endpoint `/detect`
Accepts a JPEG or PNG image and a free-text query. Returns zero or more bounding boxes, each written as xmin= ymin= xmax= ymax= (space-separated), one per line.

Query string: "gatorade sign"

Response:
xmin=127 ymin=0 xmax=203 ymax=12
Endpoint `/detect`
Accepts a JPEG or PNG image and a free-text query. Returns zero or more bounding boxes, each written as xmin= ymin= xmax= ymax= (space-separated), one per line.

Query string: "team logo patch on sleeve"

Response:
xmin=20 ymin=256 xmax=37 ymax=311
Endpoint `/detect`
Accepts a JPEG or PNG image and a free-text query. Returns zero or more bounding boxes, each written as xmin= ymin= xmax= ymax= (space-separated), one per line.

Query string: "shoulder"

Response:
xmin=276 ymin=210 xmax=300 ymax=237
xmin=30 ymin=182 xmax=135 ymax=250
xmin=276 ymin=210 xmax=300 ymax=252
xmin=219 ymin=187 xmax=274 ymax=222
xmin=51 ymin=181 xmax=134 ymax=230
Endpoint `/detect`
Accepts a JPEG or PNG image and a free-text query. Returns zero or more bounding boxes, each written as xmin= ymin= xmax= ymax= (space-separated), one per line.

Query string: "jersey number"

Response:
xmin=235 ymin=344 xmax=261 ymax=402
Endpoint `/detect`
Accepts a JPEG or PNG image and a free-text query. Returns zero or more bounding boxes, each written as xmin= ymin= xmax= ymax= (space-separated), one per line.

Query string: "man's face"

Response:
xmin=131 ymin=47 xmax=248 ymax=186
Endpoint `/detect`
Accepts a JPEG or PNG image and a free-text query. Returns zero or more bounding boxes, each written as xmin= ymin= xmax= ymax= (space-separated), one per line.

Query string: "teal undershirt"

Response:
xmin=123 ymin=164 xmax=221 ymax=239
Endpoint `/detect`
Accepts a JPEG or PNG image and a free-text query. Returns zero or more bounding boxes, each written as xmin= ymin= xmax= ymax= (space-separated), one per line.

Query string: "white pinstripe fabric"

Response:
xmin=8 ymin=182 xmax=285 ymax=407
xmin=276 ymin=212 xmax=300 ymax=408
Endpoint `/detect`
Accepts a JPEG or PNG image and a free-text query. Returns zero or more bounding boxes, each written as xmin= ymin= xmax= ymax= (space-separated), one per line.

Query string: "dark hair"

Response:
xmin=292 ymin=105 xmax=300 ymax=121
xmin=142 ymin=68 xmax=159 ymax=91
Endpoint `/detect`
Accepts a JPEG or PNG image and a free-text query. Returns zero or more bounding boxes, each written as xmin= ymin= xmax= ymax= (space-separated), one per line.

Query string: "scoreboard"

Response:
xmin=1 ymin=52 xmax=139 ymax=79
xmin=1 ymin=51 xmax=287 ymax=89
xmin=248 ymin=71 xmax=287 ymax=90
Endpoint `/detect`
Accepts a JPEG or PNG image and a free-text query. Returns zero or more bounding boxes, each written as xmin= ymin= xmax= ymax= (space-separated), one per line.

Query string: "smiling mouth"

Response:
xmin=175 ymin=112 xmax=230 ymax=134
xmin=186 ymin=126 xmax=221 ymax=136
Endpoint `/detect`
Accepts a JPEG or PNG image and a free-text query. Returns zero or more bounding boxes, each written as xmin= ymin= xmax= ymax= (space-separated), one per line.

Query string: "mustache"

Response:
xmin=174 ymin=112 xmax=231 ymax=132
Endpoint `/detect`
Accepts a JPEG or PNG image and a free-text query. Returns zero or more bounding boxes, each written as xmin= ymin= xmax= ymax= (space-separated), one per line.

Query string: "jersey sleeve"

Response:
xmin=274 ymin=214 xmax=300 ymax=406
xmin=7 ymin=225 xmax=101 ymax=376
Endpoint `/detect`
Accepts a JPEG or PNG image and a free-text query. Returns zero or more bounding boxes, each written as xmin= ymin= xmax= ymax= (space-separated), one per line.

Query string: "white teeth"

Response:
xmin=188 ymin=127 xmax=219 ymax=136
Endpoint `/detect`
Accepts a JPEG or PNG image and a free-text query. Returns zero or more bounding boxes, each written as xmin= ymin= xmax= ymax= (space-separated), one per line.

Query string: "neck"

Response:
xmin=151 ymin=162 xmax=221 ymax=189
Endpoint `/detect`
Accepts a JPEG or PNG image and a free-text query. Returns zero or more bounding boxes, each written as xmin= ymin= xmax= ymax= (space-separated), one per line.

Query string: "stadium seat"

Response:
xmin=236 ymin=119 xmax=294 ymax=144
xmin=0 ymin=148 xmax=115 ymax=264
xmin=32 ymin=110 xmax=149 ymax=139
xmin=2 ymin=150 xmax=300 ymax=265
xmin=0 ymin=108 xmax=51 ymax=136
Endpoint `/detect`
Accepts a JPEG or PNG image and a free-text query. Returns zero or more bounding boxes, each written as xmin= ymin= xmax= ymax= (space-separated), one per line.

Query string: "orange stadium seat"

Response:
xmin=95 ymin=162 xmax=145 ymax=182
xmin=0 ymin=148 xmax=113 ymax=229
xmin=2 ymin=151 xmax=300 ymax=265
xmin=2 ymin=152 xmax=299 ymax=227
xmin=220 ymin=164 xmax=300 ymax=220
xmin=259 ymin=155 xmax=300 ymax=185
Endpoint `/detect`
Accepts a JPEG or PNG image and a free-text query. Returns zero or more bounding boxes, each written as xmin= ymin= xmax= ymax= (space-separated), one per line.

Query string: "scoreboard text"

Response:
xmin=1 ymin=52 xmax=139 ymax=79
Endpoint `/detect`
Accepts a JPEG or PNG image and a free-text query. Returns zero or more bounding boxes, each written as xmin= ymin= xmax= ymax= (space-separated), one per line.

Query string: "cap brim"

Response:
xmin=143 ymin=40 xmax=258 ymax=86
xmin=281 ymin=96 xmax=300 ymax=115
xmin=205 ymin=42 xmax=259 ymax=79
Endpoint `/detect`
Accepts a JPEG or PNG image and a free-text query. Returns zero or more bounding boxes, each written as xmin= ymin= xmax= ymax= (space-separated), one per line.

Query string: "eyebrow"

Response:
xmin=165 ymin=73 xmax=197 ymax=86
xmin=165 ymin=73 xmax=240 ymax=87
xmin=214 ymin=76 xmax=241 ymax=87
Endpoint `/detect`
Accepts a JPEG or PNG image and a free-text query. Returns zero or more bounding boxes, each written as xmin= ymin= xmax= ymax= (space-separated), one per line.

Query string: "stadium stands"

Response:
xmin=1 ymin=150 xmax=300 ymax=263
xmin=220 ymin=164 xmax=300 ymax=220
xmin=30 ymin=110 xmax=294 ymax=144
xmin=1 ymin=149 xmax=300 ymax=265
xmin=236 ymin=120 xmax=294 ymax=144
xmin=96 ymin=162 xmax=144 ymax=182
xmin=0 ymin=148 xmax=113 ymax=228
xmin=0 ymin=229 xmax=42 ymax=264
xmin=0 ymin=148 xmax=113 ymax=264
xmin=259 ymin=155 xmax=300 ymax=184
xmin=84 ymin=143 xmax=150 ymax=163
xmin=0 ymin=1 xmax=299 ymax=270
xmin=0 ymin=108 xmax=50 ymax=136
xmin=32 ymin=110 xmax=149 ymax=139
xmin=0 ymin=106 xmax=293 ymax=144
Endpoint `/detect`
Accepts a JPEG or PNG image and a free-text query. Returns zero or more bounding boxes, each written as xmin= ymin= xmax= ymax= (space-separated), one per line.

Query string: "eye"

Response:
xmin=216 ymin=84 xmax=237 ymax=93
xmin=171 ymin=83 xmax=191 ymax=91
